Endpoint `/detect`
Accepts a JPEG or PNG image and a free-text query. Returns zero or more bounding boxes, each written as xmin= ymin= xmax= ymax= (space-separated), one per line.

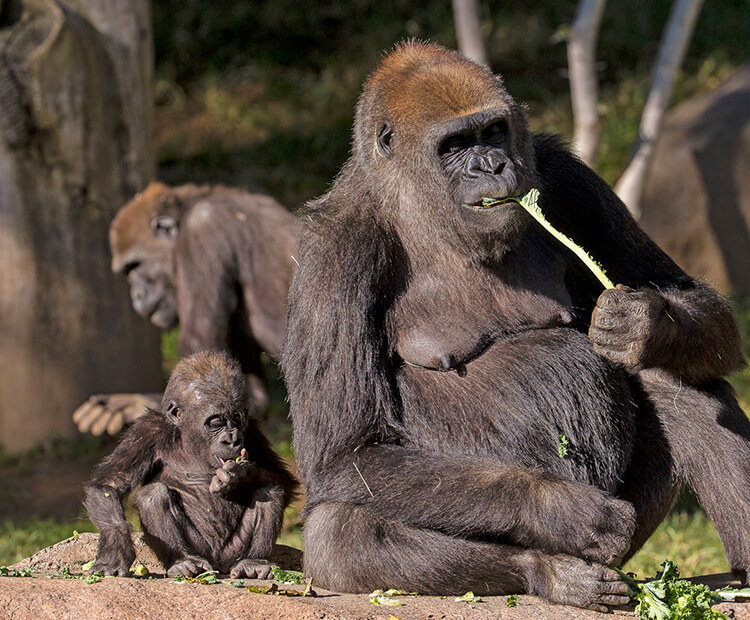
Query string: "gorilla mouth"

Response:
xmin=462 ymin=196 xmax=518 ymax=211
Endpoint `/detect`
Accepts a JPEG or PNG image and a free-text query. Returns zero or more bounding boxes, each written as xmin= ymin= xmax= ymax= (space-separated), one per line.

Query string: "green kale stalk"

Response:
xmin=481 ymin=189 xmax=615 ymax=290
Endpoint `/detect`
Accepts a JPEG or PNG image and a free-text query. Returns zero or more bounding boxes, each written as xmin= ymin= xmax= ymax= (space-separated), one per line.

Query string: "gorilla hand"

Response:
xmin=210 ymin=449 xmax=254 ymax=495
xmin=73 ymin=393 xmax=160 ymax=436
xmin=588 ymin=284 xmax=675 ymax=369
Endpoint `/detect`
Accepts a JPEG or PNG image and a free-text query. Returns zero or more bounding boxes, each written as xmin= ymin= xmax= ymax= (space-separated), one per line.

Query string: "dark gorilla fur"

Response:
xmin=111 ymin=181 xmax=300 ymax=395
xmin=83 ymin=351 xmax=297 ymax=578
xmin=282 ymin=41 xmax=750 ymax=611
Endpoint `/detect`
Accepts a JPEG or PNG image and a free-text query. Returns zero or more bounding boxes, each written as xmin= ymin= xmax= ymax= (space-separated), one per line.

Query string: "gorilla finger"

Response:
xmin=216 ymin=469 xmax=232 ymax=484
xmin=106 ymin=412 xmax=126 ymax=435
xmin=256 ymin=564 xmax=273 ymax=579
xmin=90 ymin=411 xmax=114 ymax=436
xmin=209 ymin=477 xmax=223 ymax=494
xmin=597 ymin=594 xmax=631 ymax=607
xmin=77 ymin=405 xmax=106 ymax=433
xmin=72 ymin=402 xmax=94 ymax=424
xmin=588 ymin=603 xmax=609 ymax=614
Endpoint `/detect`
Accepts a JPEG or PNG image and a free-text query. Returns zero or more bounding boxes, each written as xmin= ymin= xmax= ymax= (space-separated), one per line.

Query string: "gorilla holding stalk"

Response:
xmin=282 ymin=41 xmax=750 ymax=611
xmin=73 ymin=182 xmax=300 ymax=435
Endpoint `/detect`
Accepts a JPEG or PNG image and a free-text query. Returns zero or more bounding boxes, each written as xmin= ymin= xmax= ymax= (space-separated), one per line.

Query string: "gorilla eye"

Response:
xmin=481 ymin=120 xmax=509 ymax=145
xmin=151 ymin=215 xmax=178 ymax=240
xmin=438 ymin=134 xmax=471 ymax=157
xmin=206 ymin=416 xmax=224 ymax=430
xmin=377 ymin=122 xmax=393 ymax=158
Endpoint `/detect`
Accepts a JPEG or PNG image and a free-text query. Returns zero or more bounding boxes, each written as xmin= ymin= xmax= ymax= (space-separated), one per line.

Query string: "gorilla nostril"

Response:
xmin=467 ymin=154 xmax=505 ymax=177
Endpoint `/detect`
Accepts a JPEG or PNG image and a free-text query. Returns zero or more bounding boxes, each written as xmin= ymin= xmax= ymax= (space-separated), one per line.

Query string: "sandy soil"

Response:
xmin=2 ymin=533 xmax=748 ymax=620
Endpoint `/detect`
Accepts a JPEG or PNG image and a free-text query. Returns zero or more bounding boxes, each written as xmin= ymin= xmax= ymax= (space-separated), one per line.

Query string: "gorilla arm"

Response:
xmin=82 ymin=412 xmax=164 ymax=575
xmin=533 ymin=134 xmax=744 ymax=383
xmin=282 ymin=203 xmax=633 ymax=565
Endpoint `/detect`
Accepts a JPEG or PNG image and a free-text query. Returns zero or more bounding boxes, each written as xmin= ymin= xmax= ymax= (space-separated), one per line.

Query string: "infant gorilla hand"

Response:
xmin=210 ymin=450 xmax=254 ymax=495
xmin=230 ymin=558 xmax=274 ymax=579
xmin=588 ymin=284 xmax=672 ymax=369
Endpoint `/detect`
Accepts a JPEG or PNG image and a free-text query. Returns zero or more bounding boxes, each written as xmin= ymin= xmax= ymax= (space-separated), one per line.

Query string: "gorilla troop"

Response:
xmin=84 ymin=351 xmax=297 ymax=578
xmin=282 ymin=41 xmax=750 ymax=611
xmin=74 ymin=182 xmax=300 ymax=435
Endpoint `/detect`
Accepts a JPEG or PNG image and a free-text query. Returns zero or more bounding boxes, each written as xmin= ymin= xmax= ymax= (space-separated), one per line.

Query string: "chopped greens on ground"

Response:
xmin=480 ymin=189 xmax=615 ymax=290
xmin=455 ymin=590 xmax=482 ymax=603
xmin=557 ymin=433 xmax=569 ymax=458
xmin=618 ymin=560 xmax=750 ymax=619
xmin=506 ymin=593 xmax=520 ymax=607
xmin=271 ymin=566 xmax=306 ymax=584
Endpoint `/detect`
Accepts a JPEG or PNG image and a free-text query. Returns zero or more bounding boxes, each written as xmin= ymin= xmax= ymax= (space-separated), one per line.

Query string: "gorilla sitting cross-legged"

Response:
xmin=83 ymin=351 xmax=297 ymax=578
xmin=281 ymin=42 xmax=750 ymax=611
xmin=73 ymin=182 xmax=300 ymax=435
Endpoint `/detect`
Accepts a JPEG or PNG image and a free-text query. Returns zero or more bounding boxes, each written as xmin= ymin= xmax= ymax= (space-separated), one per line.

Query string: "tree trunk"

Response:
xmin=615 ymin=0 xmax=705 ymax=218
xmin=567 ymin=0 xmax=607 ymax=166
xmin=0 ymin=0 xmax=163 ymax=452
xmin=452 ymin=0 xmax=488 ymax=66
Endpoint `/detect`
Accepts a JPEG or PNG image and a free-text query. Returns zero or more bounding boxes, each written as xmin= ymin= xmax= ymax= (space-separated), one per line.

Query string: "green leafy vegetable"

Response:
xmin=455 ymin=591 xmax=482 ymax=603
xmin=0 ymin=566 xmax=35 ymax=577
xmin=506 ymin=594 xmax=520 ymax=607
xmin=85 ymin=573 xmax=104 ymax=584
xmin=558 ymin=434 xmax=569 ymax=458
xmin=370 ymin=595 xmax=403 ymax=606
xmin=272 ymin=566 xmax=306 ymax=584
xmin=81 ymin=560 xmax=95 ymax=572
xmin=618 ymin=560 xmax=750 ymax=620
xmin=131 ymin=564 xmax=149 ymax=577
xmin=481 ymin=189 xmax=615 ymax=290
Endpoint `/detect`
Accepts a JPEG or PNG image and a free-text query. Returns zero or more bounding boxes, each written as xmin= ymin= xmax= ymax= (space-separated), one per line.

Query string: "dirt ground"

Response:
xmin=1 ymin=533 xmax=748 ymax=620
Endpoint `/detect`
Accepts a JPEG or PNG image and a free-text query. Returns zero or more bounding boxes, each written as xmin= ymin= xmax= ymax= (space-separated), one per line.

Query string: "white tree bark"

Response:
xmin=567 ymin=0 xmax=607 ymax=166
xmin=452 ymin=0 xmax=488 ymax=66
xmin=615 ymin=0 xmax=705 ymax=218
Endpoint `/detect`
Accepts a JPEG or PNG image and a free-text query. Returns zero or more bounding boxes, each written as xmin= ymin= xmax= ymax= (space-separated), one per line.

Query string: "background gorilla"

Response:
xmin=282 ymin=41 xmax=750 ymax=611
xmin=84 ymin=350 xmax=297 ymax=578
xmin=74 ymin=182 xmax=300 ymax=434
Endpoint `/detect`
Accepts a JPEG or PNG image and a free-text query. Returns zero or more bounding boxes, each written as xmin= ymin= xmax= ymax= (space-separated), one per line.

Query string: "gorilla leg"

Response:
xmin=303 ymin=501 xmax=630 ymax=612
xmin=627 ymin=370 xmax=750 ymax=581
xmin=134 ymin=482 xmax=211 ymax=574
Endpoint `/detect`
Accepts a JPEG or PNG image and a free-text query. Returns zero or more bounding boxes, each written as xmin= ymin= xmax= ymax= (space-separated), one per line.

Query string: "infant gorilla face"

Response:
xmin=161 ymin=350 xmax=252 ymax=469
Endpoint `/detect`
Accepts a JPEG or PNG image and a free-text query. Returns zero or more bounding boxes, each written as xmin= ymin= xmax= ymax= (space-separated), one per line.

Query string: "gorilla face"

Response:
xmin=358 ymin=43 xmax=536 ymax=254
xmin=437 ymin=110 xmax=531 ymax=209
xmin=110 ymin=183 xmax=181 ymax=330
xmin=122 ymin=246 xmax=179 ymax=329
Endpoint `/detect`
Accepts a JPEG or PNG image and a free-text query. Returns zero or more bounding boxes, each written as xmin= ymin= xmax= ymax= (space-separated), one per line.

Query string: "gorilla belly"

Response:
xmin=397 ymin=327 xmax=637 ymax=493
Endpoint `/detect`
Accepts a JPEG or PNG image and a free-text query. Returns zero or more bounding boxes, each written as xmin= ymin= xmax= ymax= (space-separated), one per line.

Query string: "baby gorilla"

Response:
xmin=83 ymin=351 xmax=297 ymax=579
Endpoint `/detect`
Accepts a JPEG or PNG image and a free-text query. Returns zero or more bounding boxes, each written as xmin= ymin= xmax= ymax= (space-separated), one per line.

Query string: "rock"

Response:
xmin=2 ymin=535 xmax=748 ymax=619
xmin=9 ymin=532 xmax=302 ymax=575
xmin=640 ymin=62 xmax=750 ymax=295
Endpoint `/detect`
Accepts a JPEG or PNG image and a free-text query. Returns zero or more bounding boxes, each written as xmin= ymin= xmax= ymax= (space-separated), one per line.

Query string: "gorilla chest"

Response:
xmin=392 ymin=256 xmax=575 ymax=372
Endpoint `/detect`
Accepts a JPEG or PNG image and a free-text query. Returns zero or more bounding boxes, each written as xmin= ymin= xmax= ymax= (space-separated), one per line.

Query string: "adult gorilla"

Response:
xmin=74 ymin=182 xmax=299 ymax=435
xmin=282 ymin=42 xmax=750 ymax=611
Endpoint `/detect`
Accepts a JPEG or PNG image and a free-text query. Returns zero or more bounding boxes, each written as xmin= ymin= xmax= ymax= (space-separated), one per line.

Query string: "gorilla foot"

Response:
xmin=530 ymin=553 xmax=631 ymax=613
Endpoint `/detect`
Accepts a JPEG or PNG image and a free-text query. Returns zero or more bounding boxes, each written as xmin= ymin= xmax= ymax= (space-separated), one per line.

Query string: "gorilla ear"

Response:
xmin=151 ymin=215 xmax=178 ymax=240
xmin=377 ymin=122 xmax=393 ymax=158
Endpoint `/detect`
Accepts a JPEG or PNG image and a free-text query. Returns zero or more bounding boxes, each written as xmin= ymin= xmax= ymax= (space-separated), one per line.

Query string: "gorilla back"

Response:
xmin=282 ymin=42 xmax=750 ymax=611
